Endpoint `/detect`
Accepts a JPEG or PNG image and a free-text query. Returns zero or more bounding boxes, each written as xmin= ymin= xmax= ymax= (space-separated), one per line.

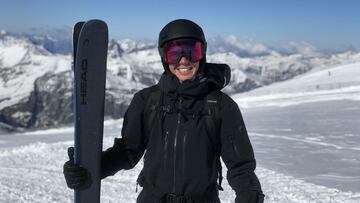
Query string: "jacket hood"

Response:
xmin=203 ymin=63 xmax=231 ymax=89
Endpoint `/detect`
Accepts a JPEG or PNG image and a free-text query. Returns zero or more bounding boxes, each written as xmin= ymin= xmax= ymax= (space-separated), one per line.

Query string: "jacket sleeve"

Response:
xmin=101 ymin=90 xmax=148 ymax=178
xmin=220 ymin=94 xmax=264 ymax=203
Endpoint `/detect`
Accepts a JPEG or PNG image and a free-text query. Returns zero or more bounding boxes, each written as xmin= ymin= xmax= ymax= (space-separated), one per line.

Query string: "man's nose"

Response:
xmin=178 ymin=56 xmax=190 ymax=65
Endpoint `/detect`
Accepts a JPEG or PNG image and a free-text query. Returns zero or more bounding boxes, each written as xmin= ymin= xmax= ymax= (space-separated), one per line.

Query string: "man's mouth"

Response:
xmin=176 ymin=67 xmax=193 ymax=73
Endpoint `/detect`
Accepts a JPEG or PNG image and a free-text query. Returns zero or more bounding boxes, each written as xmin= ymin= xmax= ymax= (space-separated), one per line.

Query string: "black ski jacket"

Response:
xmin=102 ymin=63 xmax=264 ymax=203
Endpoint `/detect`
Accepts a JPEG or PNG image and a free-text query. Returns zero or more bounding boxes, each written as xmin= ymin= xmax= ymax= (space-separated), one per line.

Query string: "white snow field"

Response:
xmin=1 ymin=62 xmax=360 ymax=202
xmin=0 ymin=115 xmax=359 ymax=203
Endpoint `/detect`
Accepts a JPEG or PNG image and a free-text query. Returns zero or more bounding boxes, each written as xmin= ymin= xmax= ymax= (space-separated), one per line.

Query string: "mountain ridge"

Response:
xmin=1 ymin=31 xmax=359 ymax=131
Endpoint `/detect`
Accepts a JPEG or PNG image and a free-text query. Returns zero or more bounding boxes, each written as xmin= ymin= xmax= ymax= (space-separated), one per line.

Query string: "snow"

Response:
xmin=0 ymin=44 xmax=27 ymax=67
xmin=234 ymin=62 xmax=360 ymax=108
xmin=1 ymin=63 xmax=360 ymax=202
xmin=235 ymin=85 xmax=360 ymax=108
xmin=2 ymin=33 xmax=360 ymax=116
xmin=0 ymin=114 xmax=360 ymax=202
xmin=107 ymin=47 xmax=162 ymax=74
xmin=0 ymin=35 xmax=71 ymax=110
xmin=0 ymin=53 xmax=70 ymax=110
xmin=1 ymin=33 xmax=360 ymax=202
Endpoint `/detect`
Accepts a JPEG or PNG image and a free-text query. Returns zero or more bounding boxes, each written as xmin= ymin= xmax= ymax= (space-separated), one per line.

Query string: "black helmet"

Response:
xmin=158 ymin=19 xmax=206 ymax=48
xmin=158 ymin=19 xmax=207 ymax=73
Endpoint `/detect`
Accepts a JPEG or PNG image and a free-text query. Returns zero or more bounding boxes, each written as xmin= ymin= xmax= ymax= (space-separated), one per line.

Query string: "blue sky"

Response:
xmin=1 ymin=0 xmax=360 ymax=51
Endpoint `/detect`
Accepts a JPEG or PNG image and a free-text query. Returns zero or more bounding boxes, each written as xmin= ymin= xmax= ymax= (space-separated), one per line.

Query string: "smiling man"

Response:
xmin=164 ymin=39 xmax=201 ymax=81
xmin=64 ymin=19 xmax=264 ymax=203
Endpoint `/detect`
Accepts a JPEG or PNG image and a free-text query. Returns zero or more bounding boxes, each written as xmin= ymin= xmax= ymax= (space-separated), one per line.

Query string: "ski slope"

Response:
xmin=234 ymin=62 xmax=360 ymax=108
xmin=1 ymin=62 xmax=360 ymax=202
xmin=1 ymin=100 xmax=360 ymax=203
xmin=1 ymin=126 xmax=360 ymax=203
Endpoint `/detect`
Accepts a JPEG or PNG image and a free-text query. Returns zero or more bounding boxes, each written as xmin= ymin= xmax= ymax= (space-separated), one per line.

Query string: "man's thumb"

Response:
xmin=67 ymin=147 xmax=75 ymax=162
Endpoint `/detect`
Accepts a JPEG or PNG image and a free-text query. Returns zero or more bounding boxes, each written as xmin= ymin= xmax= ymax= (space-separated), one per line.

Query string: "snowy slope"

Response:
xmin=1 ymin=122 xmax=360 ymax=203
xmin=1 ymin=56 xmax=360 ymax=201
xmin=234 ymin=62 xmax=360 ymax=108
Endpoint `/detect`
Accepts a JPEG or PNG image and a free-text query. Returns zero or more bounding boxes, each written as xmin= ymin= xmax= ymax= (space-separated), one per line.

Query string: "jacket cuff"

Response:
xmin=235 ymin=190 xmax=265 ymax=203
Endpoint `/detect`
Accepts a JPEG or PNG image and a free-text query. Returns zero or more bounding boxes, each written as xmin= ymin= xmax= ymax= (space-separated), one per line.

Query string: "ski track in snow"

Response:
xmin=251 ymin=132 xmax=360 ymax=151
xmin=1 ymin=137 xmax=360 ymax=203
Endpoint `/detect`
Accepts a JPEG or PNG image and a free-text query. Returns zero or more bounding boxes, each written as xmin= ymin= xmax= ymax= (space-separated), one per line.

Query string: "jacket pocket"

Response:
xmin=229 ymin=134 xmax=242 ymax=158
xmin=228 ymin=125 xmax=246 ymax=158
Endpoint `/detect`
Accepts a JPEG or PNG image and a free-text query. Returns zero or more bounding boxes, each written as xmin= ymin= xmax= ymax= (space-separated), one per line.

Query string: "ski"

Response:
xmin=72 ymin=21 xmax=85 ymax=71
xmin=72 ymin=19 xmax=108 ymax=203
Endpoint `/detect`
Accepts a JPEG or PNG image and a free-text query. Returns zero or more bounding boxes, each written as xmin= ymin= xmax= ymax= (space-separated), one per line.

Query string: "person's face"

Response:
xmin=168 ymin=57 xmax=199 ymax=81
xmin=163 ymin=39 xmax=203 ymax=81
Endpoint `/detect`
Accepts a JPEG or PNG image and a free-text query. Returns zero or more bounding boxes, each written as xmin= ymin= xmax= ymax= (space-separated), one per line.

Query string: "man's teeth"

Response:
xmin=177 ymin=67 xmax=192 ymax=73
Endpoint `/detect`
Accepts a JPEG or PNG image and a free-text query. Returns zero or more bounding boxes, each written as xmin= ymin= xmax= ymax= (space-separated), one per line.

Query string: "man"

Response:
xmin=64 ymin=19 xmax=264 ymax=203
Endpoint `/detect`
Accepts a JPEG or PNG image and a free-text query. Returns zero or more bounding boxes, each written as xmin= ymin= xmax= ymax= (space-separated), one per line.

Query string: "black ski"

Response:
xmin=72 ymin=19 xmax=108 ymax=203
xmin=72 ymin=21 xmax=85 ymax=71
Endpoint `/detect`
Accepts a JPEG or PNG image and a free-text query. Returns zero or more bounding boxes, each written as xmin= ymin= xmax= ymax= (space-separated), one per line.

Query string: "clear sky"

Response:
xmin=1 ymin=0 xmax=360 ymax=51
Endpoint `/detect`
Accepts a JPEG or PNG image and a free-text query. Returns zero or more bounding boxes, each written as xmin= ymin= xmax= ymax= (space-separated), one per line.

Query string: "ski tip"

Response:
xmin=74 ymin=21 xmax=85 ymax=29
xmin=73 ymin=19 xmax=108 ymax=34
xmin=85 ymin=19 xmax=108 ymax=27
xmin=81 ymin=19 xmax=109 ymax=38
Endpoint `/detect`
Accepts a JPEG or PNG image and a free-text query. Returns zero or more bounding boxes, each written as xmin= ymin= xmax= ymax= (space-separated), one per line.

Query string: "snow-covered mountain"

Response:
xmin=234 ymin=61 xmax=360 ymax=108
xmin=0 ymin=32 xmax=145 ymax=131
xmin=1 ymin=30 xmax=360 ymax=131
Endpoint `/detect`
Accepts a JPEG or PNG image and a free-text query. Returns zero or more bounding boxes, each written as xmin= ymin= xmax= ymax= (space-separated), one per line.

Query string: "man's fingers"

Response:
xmin=67 ymin=147 xmax=75 ymax=162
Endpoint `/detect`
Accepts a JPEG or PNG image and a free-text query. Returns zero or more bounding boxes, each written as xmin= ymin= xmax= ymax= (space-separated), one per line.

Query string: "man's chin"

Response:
xmin=177 ymin=75 xmax=195 ymax=82
xmin=175 ymin=71 xmax=194 ymax=80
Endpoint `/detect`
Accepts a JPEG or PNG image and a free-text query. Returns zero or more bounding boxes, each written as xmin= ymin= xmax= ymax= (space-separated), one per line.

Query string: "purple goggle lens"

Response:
xmin=163 ymin=39 xmax=204 ymax=64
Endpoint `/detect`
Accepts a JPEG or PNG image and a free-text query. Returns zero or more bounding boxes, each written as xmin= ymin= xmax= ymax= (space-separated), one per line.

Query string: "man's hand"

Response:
xmin=63 ymin=147 xmax=88 ymax=189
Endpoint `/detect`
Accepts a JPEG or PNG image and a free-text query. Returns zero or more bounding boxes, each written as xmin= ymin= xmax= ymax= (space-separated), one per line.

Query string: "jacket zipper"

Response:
xmin=173 ymin=97 xmax=182 ymax=193
xmin=182 ymin=131 xmax=187 ymax=179
xmin=164 ymin=131 xmax=169 ymax=168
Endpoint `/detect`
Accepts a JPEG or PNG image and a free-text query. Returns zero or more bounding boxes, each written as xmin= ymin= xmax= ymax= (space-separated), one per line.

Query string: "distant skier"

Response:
xmin=63 ymin=19 xmax=264 ymax=203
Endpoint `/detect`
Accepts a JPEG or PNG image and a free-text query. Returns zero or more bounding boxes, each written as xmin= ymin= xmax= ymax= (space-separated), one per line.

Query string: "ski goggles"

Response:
xmin=160 ymin=39 xmax=204 ymax=64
